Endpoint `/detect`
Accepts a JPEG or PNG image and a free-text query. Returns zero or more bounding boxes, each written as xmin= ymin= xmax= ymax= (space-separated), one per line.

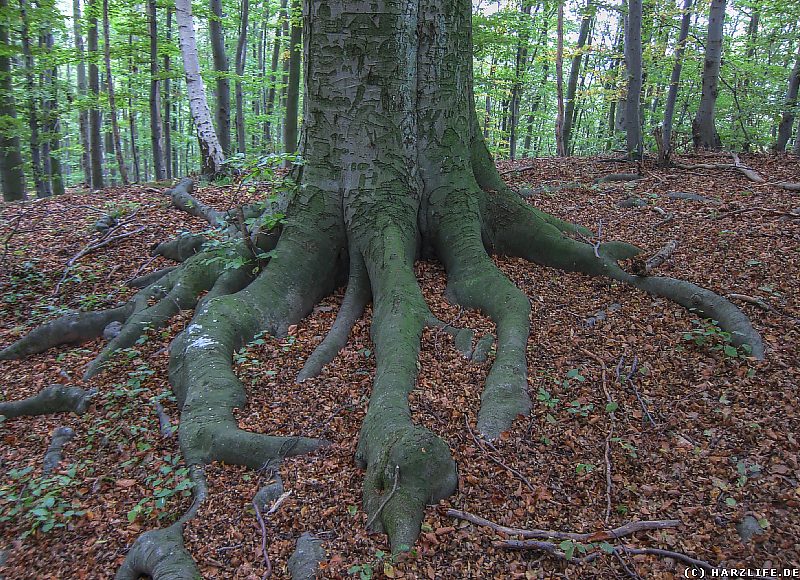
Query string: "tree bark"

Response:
xmin=43 ymin=30 xmax=64 ymax=195
xmin=282 ymin=0 xmax=301 ymax=162
xmin=86 ymin=0 xmax=105 ymax=189
xmin=209 ymin=0 xmax=231 ymax=155
xmin=148 ymin=0 xmax=166 ymax=180
xmin=555 ymin=1 xmax=566 ymax=156
xmin=235 ymin=0 xmax=249 ymax=153
xmin=0 ymin=0 xmax=26 ymax=201
xmin=164 ymin=6 xmax=173 ymax=179
xmin=660 ymin=0 xmax=692 ymax=165
xmin=775 ymin=43 xmax=800 ymax=152
xmin=264 ymin=0 xmax=286 ymax=148
xmin=174 ymin=0 xmax=225 ymax=177
xmin=73 ymin=0 xmax=91 ymax=185
xmin=624 ymin=0 xmax=643 ymax=159
xmin=563 ymin=1 xmax=592 ymax=153
xmin=20 ymin=0 xmax=47 ymax=196
xmin=128 ymin=33 xmax=141 ymax=183
xmin=693 ymin=0 xmax=726 ymax=150
xmin=103 ymin=0 xmax=129 ymax=184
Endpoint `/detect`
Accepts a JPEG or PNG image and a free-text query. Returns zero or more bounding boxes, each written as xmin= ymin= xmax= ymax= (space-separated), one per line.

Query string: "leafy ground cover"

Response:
xmin=0 ymin=153 xmax=798 ymax=578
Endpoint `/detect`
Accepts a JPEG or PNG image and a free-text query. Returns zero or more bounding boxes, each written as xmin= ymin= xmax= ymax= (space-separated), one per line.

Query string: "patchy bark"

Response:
xmin=693 ymin=0 xmax=726 ymax=150
xmin=0 ymin=385 xmax=94 ymax=418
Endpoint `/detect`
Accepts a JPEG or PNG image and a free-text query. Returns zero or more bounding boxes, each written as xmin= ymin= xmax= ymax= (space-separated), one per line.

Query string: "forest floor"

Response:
xmin=0 ymin=153 xmax=798 ymax=579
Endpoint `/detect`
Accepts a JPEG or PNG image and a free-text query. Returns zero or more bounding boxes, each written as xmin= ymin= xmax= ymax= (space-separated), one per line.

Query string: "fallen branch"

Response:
xmin=593 ymin=173 xmax=644 ymax=184
xmin=731 ymin=153 xmax=765 ymax=183
xmin=651 ymin=206 xmax=674 ymax=229
xmin=43 ymin=426 xmax=74 ymax=474
xmin=446 ymin=509 xmax=680 ymax=542
xmin=774 ymin=181 xmax=800 ymax=192
xmin=645 ymin=240 xmax=678 ymax=273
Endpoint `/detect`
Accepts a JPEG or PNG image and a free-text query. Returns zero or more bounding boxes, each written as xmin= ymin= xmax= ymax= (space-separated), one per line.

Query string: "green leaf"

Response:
xmin=599 ymin=541 xmax=615 ymax=554
xmin=559 ymin=539 xmax=575 ymax=560
xmin=725 ymin=497 xmax=737 ymax=507
xmin=605 ymin=402 xmax=618 ymax=413
xmin=723 ymin=345 xmax=738 ymax=358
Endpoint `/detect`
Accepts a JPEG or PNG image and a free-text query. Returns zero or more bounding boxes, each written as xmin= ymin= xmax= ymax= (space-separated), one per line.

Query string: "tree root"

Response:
xmin=481 ymin=186 xmax=765 ymax=359
xmin=150 ymin=234 xmax=208 ymax=263
xmin=116 ymin=466 xmax=207 ymax=580
xmin=593 ymin=173 xmax=643 ymax=184
xmin=127 ymin=266 xmax=177 ymax=288
xmin=0 ymin=384 xmax=95 ymax=418
xmin=288 ymin=533 xmax=326 ymax=580
xmin=43 ymin=426 xmax=74 ymax=474
xmin=0 ymin=304 xmax=134 ymax=360
xmin=296 ymin=251 xmax=370 ymax=382
xmin=471 ymin=334 xmax=494 ymax=364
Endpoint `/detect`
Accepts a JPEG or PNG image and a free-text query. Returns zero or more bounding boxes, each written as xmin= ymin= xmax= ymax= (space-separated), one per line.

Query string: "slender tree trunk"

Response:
xmin=508 ymin=4 xmax=534 ymax=161
xmin=660 ymin=0 xmax=692 ymax=164
xmin=128 ymin=34 xmax=141 ymax=182
xmin=235 ymin=0 xmax=249 ymax=153
xmin=693 ymin=0 xmax=725 ymax=150
xmin=209 ymin=0 xmax=231 ymax=155
xmin=625 ymin=0 xmax=643 ymax=159
xmin=39 ymin=34 xmax=53 ymax=198
xmin=20 ymin=0 xmax=47 ymax=196
xmin=563 ymin=1 xmax=592 ymax=152
xmin=555 ymin=1 xmax=566 ymax=157
xmin=174 ymin=0 xmax=225 ymax=177
xmin=483 ymin=58 xmax=494 ymax=139
xmin=103 ymin=0 xmax=129 ymax=184
xmin=86 ymin=0 xmax=104 ymax=188
xmin=282 ymin=0 xmax=301 ymax=163
xmin=775 ymin=44 xmax=800 ymax=152
xmin=44 ymin=31 xmax=64 ymax=195
xmin=73 ymin=0 xmax=91 ymax=185
xmin=148 ymin=0 xmax=166 ymax=180
xmin=255 ymin=10 xmax=267 ymax=149
xmin=0 ymin=0 xmax=27 ymax=200
xmin=264 ymin=0 xmax=286 ymax=147
xmin=164 ymin=7 xmax=173 ymax=179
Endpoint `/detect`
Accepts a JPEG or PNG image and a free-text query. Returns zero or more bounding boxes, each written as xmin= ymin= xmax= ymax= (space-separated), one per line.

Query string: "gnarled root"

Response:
xmin=0 ymin=384 xmax=95 ymax=418
xmin=296 ymin=250 xmax=370 ymax=382
xmin=481 ymin=186 xmax=765 ymax=359
xmin=42 ymin=426 xmax=74 ymax=474
xmin=116 ymin=466 xmax=207 ymax=580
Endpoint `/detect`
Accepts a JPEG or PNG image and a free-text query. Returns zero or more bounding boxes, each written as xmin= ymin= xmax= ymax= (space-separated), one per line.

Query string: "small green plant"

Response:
xmin=0 ymin=465 xmax=86 ymax=537
xmin=576 ymin=462 xmax=595 ymax=475
xmin=681 ymin=319 xmax=752 ymax=358
xmin=536 ymin=387 xmax=559 ymax=409
xmin=567 ymin=400 xmax=594 ymax=417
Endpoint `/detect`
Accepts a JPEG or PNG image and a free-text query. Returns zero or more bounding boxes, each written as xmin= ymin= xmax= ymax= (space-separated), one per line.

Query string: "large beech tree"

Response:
xmin=0 ymin=0 xmax=764 ymax=575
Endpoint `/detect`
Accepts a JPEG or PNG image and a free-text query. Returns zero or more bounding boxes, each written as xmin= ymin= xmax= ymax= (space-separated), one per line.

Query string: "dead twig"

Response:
xmin=447 ymin=508 xmax=680 ymax=542
xmin=253 ymin=489 xmax=292 ymax=578
xmin=651 ymin=206 xmax=675 ymax=229
xmin=615 ymin=356 xmax=657 ymax=428
xmin=365 ymin=465 xmax=399 ymax=529
xmin=645 ymin=240 xmax=678 ymax=273
xmin=465 ymin=415 xmax=535 ymax=493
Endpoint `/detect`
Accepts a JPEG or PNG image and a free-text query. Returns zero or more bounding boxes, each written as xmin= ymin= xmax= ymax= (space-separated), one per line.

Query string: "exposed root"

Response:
xmin=127 ymin=266 xmax=177 ymax=288
xmin=288 ymin=533 xmax=326 ymax=580
xmin=42 ymin=426 xmax=74 ymax=474
xmin=0 ymin=384 xmax=95 ymax=418
xmin=296 ymin=251 xmax=370 ymax=382
xmin=471 ymin=334 xmax=494 ymax=364
xmin=116 ymin=466 xmax=207 ymax=580
xmin=0 ymin=304 xmax=133 ymax=360
xmin=481 ymin=186 xmax=764 ymax=359
xmin=165 ymin=178 xmax=227 ymax=227
xmin=593 ymin=173 xmax=644 ymax=184
xmin=153 ymin=402 xmax=175 ymax=438
xmin=426 ymin=315 xmax=474 ymax=359
xmin=431 ymin=185 xmax=532 ymax=439
xmin=150 ymin=233 xmax=207 ymax=263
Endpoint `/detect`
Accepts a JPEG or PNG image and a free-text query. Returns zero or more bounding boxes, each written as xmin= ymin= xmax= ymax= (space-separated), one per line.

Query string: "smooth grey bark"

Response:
xmin=264 ymin=0 xmax=286 ymax=147
xmin=128 ymin=34 xmax=141 ymax=182
xmin=86 ymin=0 xmax=104 ymax=189
xmin=174 ymin=0 xmax=225 ymax=177
xmin=508 ymin=4 xmax=534 ymax=160
xmin=660 ymin=0 xmax=692 ymax=164
xmin=776 ymin=44 xmax=800 ymax=152
xmin=73 ymin=0 xmax=91 ymax=184
xmin=693 ymin=0 xmax=726 ymax=150
xmin=0 ymin=0 xmax=26 ymax=201
xmin=43 ymin=30 xmax=64 ymax=196
xmin=283 ymin=0 xmax=301 ymax=161
xmin=164 ymin=7 xmax=173 ymax=179
xmin=103 ymin=0 xmax=128 ymax=184
xmin=235 ymin=0 xmax=249 ymax=153
xmin=20 ymin=0 xmax=46 ymax=197
xmin=555 ymin=1 xmax=566 ymax=156
xmin=563 ymin=1 xmax=592 ymax=153
xmin=148 ymin=0 xmax=166 ymax=181
xmin=209 ymin=0 xmax=231 ymax=155
xmin=624 ymin=0 xmax=643 ymax=159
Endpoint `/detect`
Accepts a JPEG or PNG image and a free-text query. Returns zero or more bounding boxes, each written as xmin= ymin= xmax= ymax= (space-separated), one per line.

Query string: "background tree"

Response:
xmin=693 ymin=0 xmax=726 ymax=150
xmin=148 ymin=0 xmax=166 ymax=180
xmin=625 ymin=0 xmax=643 ymax=159
xmin=209 ymin=0 xmax=231 ymax=154
xmin=0 ymin=0 xmax=26 ymax=201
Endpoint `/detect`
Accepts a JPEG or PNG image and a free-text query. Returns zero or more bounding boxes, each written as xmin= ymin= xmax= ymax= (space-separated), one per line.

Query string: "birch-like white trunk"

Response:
xmin=174 ymin=0 xmax=225 ymax=177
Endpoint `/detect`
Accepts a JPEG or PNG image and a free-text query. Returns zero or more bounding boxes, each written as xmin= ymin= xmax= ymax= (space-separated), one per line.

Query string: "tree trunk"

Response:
xmin=86 ymin=0 xmax=105 ymax=189
xmin=235 ymin=0 xmax=249 ymax=154
xmin=174 ymin=0 xmax=225 ymax=177
xmin=148 ymin=0 xmax=166 ymax=181
xmin=282 ymin=0 xmax=301 ymax=162
xmin=508 ymin=4 xmax=534 ymax=161
xmin=563 ymin=1 xmax=592 ymax=153
xmin=20 ymin=0 xmax=48 ymax=196
xmin=73 ymin=0 xmax=91 ymax=185
xmin=128 ymin=34 xmax=141 ymax=183
xmin=660 ymin=0 xmax=692 ymax=165
xmin=624 ymin=0 xmax=643 ymax=159
xmin=555 ymin=1 xmax=566 ymax=156
xmin=164 ymin=7 xmax=173 ymax=179
xmin=209 ymin=0 xmax=231 ymax=155
xmin=43 ymin=30 xmax=64 ymax=196
xmin=4 ymin=3 xmax=763 ymax=576
xmin=0 ymin=0 xmax=27 ymax=201
xmin=692 ymin=0 xmax=725 ymax=150
xmin=103 ymin=0 xmax=129 ymax=184
xmin=775 ymin=44 xmax=800 ymax=152
xmin=264 ymin=0 xmax=286 ymax=148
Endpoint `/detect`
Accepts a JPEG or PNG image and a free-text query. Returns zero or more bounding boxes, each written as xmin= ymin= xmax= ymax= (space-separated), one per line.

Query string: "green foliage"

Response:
xmin=681 ymin=319 xmax=752 ymax=358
